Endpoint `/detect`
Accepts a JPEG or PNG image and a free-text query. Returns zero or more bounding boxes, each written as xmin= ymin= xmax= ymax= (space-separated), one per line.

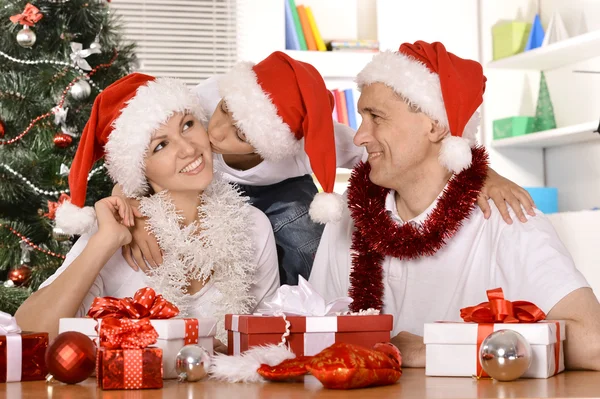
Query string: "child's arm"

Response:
xmin=478 ymin=168 xmax=536 ymax=224
xmin=15 ymin=196 xmax=137 ymax=338
xmin=112 ymin=184 xmax=163 ymax=270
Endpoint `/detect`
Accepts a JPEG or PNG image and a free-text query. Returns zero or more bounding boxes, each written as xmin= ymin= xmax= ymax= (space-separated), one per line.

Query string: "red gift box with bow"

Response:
xmin=58 ymin=287 xmax=217 ymax=379
xmin=423 ymin=288 xmax=565 ymax=379
xmin=96 ymin=317 xmax=163 ymax=390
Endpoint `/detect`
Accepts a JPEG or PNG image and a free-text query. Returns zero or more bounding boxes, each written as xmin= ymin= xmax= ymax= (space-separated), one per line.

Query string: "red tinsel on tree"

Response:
xmin=346 ymin=147 xmax=489 ymax=312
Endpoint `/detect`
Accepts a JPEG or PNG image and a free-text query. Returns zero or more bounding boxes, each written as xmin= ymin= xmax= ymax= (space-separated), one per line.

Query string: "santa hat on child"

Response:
xmin=55 ymin=73 xmax=205 ymax=235
xmin=356 ymin=41 xmax=486 ymax=173
xmin=217 ymin=51 xmax=343 ymax=224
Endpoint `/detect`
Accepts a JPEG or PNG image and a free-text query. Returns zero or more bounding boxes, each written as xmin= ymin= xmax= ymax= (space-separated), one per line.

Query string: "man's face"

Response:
xmin=354 ymin=83 xmax=437 ymax=188
xmin=207 ymin=99 xmax=256 ymax=155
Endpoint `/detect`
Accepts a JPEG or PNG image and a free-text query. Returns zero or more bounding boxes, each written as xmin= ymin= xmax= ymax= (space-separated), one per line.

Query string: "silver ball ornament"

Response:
xmin=175 ymin=345 xmax=211 ymax=382
xmin=479 ymin=329 xmax=532 ymax=381
xmin=16 ymin=26 xmax=36 ymax=48
xmin=70 ymin=80 xmax=92 ymax=101
xmin=52 ymin=226 xmax=71 ymax=242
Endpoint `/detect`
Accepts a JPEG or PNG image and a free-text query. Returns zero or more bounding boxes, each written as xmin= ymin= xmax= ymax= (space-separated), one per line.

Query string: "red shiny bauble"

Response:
xmin=45 ymin=331 xmax=97 ymax=384
xmin=8 ymin=264 xmax=32 ymax=286
xmin=0 ymin=119 xmax=5 ymax=138
xmin=53 ymin=133 xmax=73 ymax=148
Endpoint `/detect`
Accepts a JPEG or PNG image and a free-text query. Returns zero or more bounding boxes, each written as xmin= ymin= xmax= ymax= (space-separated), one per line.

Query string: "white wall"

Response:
xmin=540 ymin=0 xmax=600 ymax=211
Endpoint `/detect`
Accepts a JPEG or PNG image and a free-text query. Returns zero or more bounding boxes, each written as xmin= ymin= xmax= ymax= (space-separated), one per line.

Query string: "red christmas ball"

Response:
xmin=0 ymin=119 xmax=5 ymax=138
xmin=45 ymin=331 xmax=96 ymax=384
xmin=53 ymin=133 xmax=73 ymax=148
xmin=8 ymin=264 xmax=32 ymax=286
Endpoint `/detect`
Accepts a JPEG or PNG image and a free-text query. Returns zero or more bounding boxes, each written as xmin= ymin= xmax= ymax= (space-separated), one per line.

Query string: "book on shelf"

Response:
xmin=296 ymin=5 xmax=318 ymax=51
xmin=284 ymin=0 xmax=301 ymax=50
xmin=306 ymin=6 xmax=326 ymax=51
xmin=331 ymin=88 xmax=360 ymax=130
xmin=329 ymin=39 xmax=380 ymax=52
xmin=287 ymin=0 xmax=307 ymax=50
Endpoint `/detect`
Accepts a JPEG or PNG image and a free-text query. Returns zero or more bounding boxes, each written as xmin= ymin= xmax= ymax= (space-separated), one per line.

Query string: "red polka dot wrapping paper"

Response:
xmin=96 ymin=347 xmax=163 ymax=390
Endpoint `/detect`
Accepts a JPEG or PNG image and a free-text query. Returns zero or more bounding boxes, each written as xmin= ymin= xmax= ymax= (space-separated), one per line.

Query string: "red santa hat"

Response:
xmin=55 ymin=73 xmax=206 ymax=235
xmin=356 ymin=41 xmax=486 ymax=173
xmin=217 ymin=51 xmax=343 ymax=224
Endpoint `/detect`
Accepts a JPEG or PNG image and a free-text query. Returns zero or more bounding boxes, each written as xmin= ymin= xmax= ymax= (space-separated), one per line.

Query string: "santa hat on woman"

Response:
xmin=356 ymin=41 xmax=486 ymax=174
xmin=217 ymin=51 xmax=344 ymax=224
xmin=55 ymin=73 xmax=205 ymax=235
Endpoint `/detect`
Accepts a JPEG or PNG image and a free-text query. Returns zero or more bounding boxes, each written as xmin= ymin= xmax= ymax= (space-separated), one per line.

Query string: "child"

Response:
xmin=15 ymin=73 xmax=279 ymax=343
xmin=123 ymin=52 xmax=535 ymax=286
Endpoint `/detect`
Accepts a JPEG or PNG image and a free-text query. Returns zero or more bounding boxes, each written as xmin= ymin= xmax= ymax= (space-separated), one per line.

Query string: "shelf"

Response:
xmin=283 ymin=50 xmax=376 ymax=79
xmin=491 ymin=121 xmax=599 ymax=149
xmin=487 ymin=30 xmax=600 ymax=70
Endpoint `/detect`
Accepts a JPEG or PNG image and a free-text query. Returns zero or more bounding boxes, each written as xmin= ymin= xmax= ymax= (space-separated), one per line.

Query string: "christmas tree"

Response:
xmin=533 ymin=71 xmax=557 ymax=132
xmin=0 ymin=0 xmax=136 ymax=314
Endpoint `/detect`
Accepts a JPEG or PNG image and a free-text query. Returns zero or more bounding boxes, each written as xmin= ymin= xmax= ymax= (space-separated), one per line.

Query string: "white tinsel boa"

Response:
xmin=139 ymin=175 xmax=256 ymax=340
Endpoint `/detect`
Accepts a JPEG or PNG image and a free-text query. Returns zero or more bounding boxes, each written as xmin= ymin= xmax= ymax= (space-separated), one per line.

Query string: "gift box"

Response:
xmin=59 ymin=287 xmax=216 ymax=379
xmin=492 ymin=21 xmax=532 ymax=60
xmin=424 ymin=321 xmax=565 ymax=379
xmin=424 ymin=288 xmax=565 ymax=379
xmin=0 ymin=311 xmax=48 ymax=383
xmin=59 ymin=317 xmax=215 ymax=379
xmin=225 ymin=314 xmax=393 ymax=356
xmin=493 ymin=116 xmax=536 ymax=140
xmin=0 ymin=331 xmax=48 ymax=383
xmin=96 ymin=346 xmax=163 ymax=390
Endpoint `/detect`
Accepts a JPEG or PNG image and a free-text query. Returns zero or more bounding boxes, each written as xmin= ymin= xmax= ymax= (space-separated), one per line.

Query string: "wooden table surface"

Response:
xmin=3 ymin=369 xmax=600 ymax=399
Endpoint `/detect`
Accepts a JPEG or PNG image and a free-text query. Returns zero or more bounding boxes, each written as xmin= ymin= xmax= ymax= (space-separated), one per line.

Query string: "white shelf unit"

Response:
xmin=492 ymin=121 xmax=599 ymax=149
xmin=487 ymin=30 xmax=600 ymax=70
xmin=283 ymin=50 xmax=375 ymax=79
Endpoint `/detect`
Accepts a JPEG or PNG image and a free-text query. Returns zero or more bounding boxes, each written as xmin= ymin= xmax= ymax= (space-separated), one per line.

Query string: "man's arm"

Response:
xmin=547 ymin=287 xmax=600 ymax=370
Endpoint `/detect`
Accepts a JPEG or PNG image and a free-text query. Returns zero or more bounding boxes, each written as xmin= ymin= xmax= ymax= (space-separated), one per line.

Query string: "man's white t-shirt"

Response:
xmin=309 ymin=190 xmax=590 ymax=337
xmin=39 ymin=206 xmax=279 ymax=320
xmin=193 ymin=76 xmax=365 ymax=186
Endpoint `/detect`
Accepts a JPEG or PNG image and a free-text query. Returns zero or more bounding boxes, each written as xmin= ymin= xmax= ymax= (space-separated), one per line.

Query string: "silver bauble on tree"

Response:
xmin=175 ymin=345 xmax=211 ymax=382
xmin=70 ymin=80 xmax=92 ymax=101
xmin=479 ymin=329 xmax=532 ymax=381
xmin=16 ymin=26 xmax=36 ymax=48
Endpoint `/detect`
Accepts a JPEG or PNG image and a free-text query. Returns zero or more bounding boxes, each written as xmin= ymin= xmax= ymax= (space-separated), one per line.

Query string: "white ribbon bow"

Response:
xmin=257 ymin=276 xmax=352 ymax=316
xmin=0 ymin=311 xmax=22 ymax=335
xmin=52 ymin=106 xmax=68 ymax=126
xmin=59 ymin=163 xmax=71 ymax=176
xmin=70 ymin=42 xmax=101 ymax=71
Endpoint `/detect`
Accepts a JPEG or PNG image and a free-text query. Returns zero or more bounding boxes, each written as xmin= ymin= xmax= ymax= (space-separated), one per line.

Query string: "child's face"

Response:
xmin=207 ymin=99 xmax=256 ymax=155
xmin=144 ymin=112 xmax=213 ymax=194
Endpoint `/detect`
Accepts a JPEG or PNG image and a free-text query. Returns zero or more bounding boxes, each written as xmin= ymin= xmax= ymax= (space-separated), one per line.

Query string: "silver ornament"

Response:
xmin=3 ymin=280 xmax=15 ymax=288
xmin=52 ymin=226 xmax=71 ymax=242
xmin=16 ymin=26 xmax=36 ymax=48
xmin=175 ymin=345 xmax=211 ymax=382
xmin=479 ymin=329 xmax=532 ymax=381
xmin=70 ymin=80 xmax=92 ymax=101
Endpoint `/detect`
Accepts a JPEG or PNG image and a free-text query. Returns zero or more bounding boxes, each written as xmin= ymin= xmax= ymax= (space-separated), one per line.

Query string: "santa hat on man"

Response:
xmin=217 ymin=51 xmax=343 ymax=224
xmin=55 ymin=73 xmax=205 ymax=235
xmin=356 ymin=41 xmax=486 ymax=174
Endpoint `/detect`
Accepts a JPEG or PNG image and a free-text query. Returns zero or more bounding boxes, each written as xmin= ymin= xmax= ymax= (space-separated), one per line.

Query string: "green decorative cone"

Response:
xmin=533 ymin=72 xmax=557 ymax=132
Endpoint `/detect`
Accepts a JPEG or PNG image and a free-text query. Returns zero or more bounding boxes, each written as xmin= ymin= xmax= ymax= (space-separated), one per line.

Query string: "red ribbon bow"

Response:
xmin=99 ymin=317 xmax=158 ymax=349
xmin=460 ymin=288 xmax=546 ymax=323
xmin=87 ymin=287 xmax=179 ymax=320
xmin=10 ymin=3 xmax=43 ymax=26
xmin=44 ymin=193 xmax=71 ymax=220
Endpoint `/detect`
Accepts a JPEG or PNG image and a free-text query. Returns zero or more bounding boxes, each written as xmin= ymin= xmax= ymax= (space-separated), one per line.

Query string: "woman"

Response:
xmin=15 ymin=73 xmax=279 ymax=342
xmin=124 ymin=52 xmax=537 ymax=288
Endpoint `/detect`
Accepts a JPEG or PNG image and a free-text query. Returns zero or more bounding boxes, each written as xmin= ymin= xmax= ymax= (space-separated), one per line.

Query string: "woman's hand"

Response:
xmin=477 ymin=168 xmax=536 ymax=224
xmin=121 ymin=197 xmax=163 ymax=272
xmin=94 ymin=196 xmax=141 ymax=248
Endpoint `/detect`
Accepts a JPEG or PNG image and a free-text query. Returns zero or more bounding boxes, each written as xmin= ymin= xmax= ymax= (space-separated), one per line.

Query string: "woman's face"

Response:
xmin=207 ymin=99 xmax=256 ymax=155
xmin=144 ymin=112 xmax=213 ymax=194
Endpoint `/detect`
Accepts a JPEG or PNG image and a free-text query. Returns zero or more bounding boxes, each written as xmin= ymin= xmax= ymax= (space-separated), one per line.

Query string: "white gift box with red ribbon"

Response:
xmin=424 ymin=321 xmax=565 ymax=379
xmin=59 ymin=317 xmax=216 ymax=379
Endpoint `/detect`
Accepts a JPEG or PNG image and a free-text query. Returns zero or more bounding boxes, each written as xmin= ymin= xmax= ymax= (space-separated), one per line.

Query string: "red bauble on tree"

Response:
xmin=46 ymin=331 xmax=97 ymax=384
xmin=0 ymin=119 xmax=5 ymax=138
xmin=53 ymin=132 xmax=73 ymax=148
xmin=8 ymin=264 xmax=32 ymax=286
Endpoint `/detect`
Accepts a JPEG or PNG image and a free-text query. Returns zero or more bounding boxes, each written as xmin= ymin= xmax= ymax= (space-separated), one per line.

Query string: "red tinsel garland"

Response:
xmin=347 ymin=147 xmax=489 ymax=312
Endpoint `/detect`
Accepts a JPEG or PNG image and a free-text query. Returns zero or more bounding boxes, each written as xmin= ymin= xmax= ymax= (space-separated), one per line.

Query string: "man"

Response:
xmin=309 ymin=41 xmax=600 ymax=370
